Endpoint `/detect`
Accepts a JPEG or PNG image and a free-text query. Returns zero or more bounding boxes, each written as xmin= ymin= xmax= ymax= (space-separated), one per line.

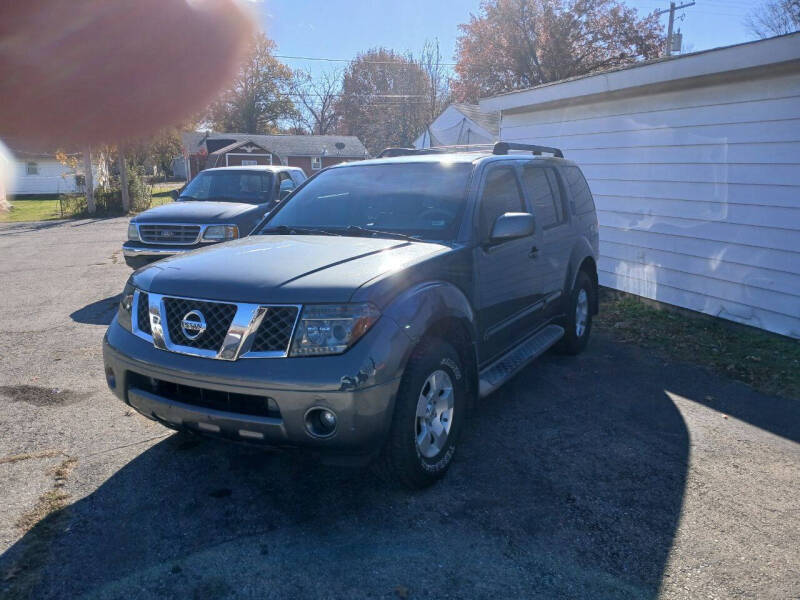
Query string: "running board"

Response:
xmin=478 ymin=324 xmax=564 ymax=398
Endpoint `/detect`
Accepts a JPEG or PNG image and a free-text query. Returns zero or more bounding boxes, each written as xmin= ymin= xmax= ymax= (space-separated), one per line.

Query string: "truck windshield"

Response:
xmin=179 ymin=170 xmax=274 ymax=204
xmin=261 ymin=162 xmax=472 ymax=241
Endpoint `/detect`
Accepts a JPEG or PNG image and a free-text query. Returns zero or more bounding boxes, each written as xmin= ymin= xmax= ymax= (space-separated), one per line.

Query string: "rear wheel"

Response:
xmin=381 ymin=338 xmax=466 ymax=489
xmin=556 ymin=270 xmax=594 ymax=355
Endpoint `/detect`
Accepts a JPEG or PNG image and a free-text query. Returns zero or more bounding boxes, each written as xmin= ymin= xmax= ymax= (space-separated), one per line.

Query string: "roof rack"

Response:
xmin=376 ymin=142 xmax=564 ymax=159
xmin=492 ymin=142 xmax=563 ymax=158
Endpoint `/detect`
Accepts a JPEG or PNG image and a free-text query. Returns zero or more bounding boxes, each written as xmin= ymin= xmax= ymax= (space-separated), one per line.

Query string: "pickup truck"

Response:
xmin=123 ymin=165 xmax=306 ymax=268
xmin=103 ymin=143 xmax=599 ymax=489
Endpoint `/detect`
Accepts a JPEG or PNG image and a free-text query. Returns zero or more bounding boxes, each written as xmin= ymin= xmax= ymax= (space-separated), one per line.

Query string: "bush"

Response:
xmin=62 ymin=165 xmax=153 ymax=217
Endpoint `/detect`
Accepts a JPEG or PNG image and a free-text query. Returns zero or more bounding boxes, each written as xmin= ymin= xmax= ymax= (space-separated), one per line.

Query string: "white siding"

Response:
xmin=497 ymin=72 xmax=800 ymax=338
xmin=10 ymin=159 xmax=80 ymax=195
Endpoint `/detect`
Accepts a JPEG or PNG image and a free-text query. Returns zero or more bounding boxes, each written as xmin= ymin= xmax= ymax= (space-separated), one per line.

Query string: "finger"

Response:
xmin=0 ymin=0 xmax=255 ymax=146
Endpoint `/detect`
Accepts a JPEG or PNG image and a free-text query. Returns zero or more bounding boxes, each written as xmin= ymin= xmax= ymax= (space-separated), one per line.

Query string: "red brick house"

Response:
xmin=180 ymin=132 xmax=368 ymax=179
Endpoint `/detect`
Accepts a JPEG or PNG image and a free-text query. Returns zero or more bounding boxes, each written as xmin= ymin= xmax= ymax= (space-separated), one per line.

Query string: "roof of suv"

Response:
xmin=332 ymin=152 xmax=575 ymax=169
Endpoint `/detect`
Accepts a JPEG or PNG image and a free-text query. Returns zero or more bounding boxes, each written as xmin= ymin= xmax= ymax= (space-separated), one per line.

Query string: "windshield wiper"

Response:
xmin=342 ymin=225 xmax=419 ymax=242
xmin=259 ymin=225 xmax=342 ymax=236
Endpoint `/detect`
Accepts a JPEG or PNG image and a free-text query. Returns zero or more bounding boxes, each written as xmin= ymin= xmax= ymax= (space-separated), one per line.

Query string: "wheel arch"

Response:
xmin=564 ymin=240 xmax=599 ymax=315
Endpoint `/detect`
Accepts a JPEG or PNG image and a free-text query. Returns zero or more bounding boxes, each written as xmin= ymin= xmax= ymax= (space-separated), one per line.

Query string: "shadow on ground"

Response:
xmin=6 ymin=332 xmax=796 ymax=599
xmin=70 ymin=295 xmax=121 ymax=325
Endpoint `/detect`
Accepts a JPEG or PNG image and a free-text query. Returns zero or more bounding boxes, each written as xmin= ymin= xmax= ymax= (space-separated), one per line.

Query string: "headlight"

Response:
xmin=203 ymin=225 xmax=239 ymax=241
xmin=290 ymin=303 xmax=380 ymax=356
xmin=127 ymin=222 xmax=139 ymax=241
xmin=117 ymin=282 xmax=135 ymax=332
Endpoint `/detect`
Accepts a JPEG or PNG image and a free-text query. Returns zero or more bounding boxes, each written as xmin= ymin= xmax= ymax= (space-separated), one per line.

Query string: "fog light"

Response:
xmin=305 ymin=407 xmax=337 ymax=438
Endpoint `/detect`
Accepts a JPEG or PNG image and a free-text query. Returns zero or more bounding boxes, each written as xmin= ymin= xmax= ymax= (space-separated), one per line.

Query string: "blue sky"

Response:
xmin=252 ymin=0 xmax=769 ymax=79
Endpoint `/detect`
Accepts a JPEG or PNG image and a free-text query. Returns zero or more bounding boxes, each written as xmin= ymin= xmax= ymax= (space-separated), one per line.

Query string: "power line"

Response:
xmin=275 ymin=53 xmax=459 ymax=67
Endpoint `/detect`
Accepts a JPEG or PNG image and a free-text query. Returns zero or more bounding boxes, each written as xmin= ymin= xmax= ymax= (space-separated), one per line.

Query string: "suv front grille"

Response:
xmin=138 ymin=224 xmax=201 ymax=244
xmin=137 ymin=292 xmax=152 ymax=335
xmin=163 ymin=297 xmax=237 ymax=350
xmin=251 ymin=306 xmax=299 ymax=353
xmin=128 ymin=372 xmax=281 ymax=418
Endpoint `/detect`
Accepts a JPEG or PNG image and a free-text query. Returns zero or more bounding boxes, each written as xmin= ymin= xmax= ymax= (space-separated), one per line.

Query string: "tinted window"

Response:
xmin=562 ymin=166 xmax=595 ymax=215
xmin=522 ymin=165 xmax=563 ymax=228
xmin=264 ymin=162 xmax=472 ymax=241
xmin=180 ymin=170 xmax=273 ymax=204
xmin=479 ymin=166 xmax=525 ymax=238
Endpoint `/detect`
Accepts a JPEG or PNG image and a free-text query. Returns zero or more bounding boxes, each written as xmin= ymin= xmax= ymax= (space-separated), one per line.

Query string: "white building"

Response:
xmin=414 ymin=104 xmax=500 ymax=148
xmin=6 ymin=145 xmax=107 ymax=196
xmin=481 ymin=33 xmax=800 ymax=339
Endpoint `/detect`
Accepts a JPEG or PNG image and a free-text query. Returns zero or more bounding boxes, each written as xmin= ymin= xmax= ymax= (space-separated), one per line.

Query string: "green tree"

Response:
xmin=453 ymin=0 xmax=664 ymax=102
xmin=206 ymin=33 xmax=296 ymax=134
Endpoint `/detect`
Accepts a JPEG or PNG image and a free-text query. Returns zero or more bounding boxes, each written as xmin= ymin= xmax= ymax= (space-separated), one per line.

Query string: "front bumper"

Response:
xmin=103 ymin=315 xmax=411 ymax=457
xmin=122 ymin=242 xmax=214 ymax=268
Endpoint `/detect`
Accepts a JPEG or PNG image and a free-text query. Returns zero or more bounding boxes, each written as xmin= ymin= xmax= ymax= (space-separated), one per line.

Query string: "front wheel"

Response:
xmin=380 ymin=338 xmax=466 ymax=489
xmin=556 ymin=271 xmax=594 ymax=355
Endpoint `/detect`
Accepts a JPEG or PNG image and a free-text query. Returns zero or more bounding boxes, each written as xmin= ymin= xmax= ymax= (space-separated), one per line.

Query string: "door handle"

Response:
xmin=529 ymin=245 xmax=539 ymax=258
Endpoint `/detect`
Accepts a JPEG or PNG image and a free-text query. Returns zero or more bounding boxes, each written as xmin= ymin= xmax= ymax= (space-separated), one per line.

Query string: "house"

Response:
xmin=180 ymin=132 xmax=368 ymax=180
xmin=414 ymin=104 xmax=500 ymax=148
xmin=5 ymin=141 xmax=108 ymax=196
xmin=480 ymin=33 xmax=800 ymax=339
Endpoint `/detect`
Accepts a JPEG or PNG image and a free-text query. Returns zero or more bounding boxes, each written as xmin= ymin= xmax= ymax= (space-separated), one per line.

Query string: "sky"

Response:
xmin=251 ymin=0 xmax=770 ymax=80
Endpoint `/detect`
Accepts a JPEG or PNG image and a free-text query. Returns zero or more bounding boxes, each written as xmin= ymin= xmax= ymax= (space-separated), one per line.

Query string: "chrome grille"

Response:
xmin=163 ymin=297 xmax=236 ymax=351
xmin=138 ymin=224 xmax=201 ymax=244
xmin=251 ymin=306 xmax=299 ymax=353
xmin=136 ymin=292 xmax=151 ymax=335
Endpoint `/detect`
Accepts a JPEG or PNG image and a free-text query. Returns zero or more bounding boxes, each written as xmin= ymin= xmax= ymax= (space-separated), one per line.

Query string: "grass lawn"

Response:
xmin=596 ymin=290 xmax=800 ymax=400
xmin=148 ymin=181 xmax=183 ymax=208
xmin=0 ymin=197 xmax=64 ymax=223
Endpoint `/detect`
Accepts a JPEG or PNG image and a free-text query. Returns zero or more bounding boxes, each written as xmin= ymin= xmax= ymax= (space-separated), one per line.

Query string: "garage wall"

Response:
xmin=498 ymin=71 xmax=800 ymax=338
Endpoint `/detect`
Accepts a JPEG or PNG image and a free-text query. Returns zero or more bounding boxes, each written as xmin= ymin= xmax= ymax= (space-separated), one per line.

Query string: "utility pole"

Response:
xmin=83 ymin=146 xmax=95 ymax=215
xmin=657 ymin=1 xmax=695 ymax=56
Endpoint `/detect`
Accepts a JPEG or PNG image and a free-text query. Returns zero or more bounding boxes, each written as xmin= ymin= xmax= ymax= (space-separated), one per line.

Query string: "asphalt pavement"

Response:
xmin=0 ymin=217 xmax=798 ymax=599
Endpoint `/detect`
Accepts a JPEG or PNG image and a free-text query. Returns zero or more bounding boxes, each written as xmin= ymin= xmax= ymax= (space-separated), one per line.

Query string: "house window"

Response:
xmin=311 ymin=156 xmax=322 ymax=170
xmin=26 ymin=161 xmax=38 ymax=175
xmin=241 ymin=160 xmax=257 ymax=166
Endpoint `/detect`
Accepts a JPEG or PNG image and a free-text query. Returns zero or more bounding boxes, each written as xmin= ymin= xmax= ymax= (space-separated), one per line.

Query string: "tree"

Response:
xmin=746 ymin=0 xmax=800 ymax=38
xmin=452 ymin=0 xmax=664 ymax=102
xmin=206 ymin=33 xmax=296 ymax=134
xmin=417 ymin=39 xmax=452 ymax=124
xmin=293 ymin=69 xmax=342 ymax=135
xmin=337 ymin=48 xmax=432 ymax=155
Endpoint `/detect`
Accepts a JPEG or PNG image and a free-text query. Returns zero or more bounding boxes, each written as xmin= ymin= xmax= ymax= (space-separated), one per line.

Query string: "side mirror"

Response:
xmin=489 ymin=212 xmax=535 ymax=244
xmin=279 ymin=188 xmax=293 ymax=201
xmin=170 ymin=189 xmax=179 ymax=200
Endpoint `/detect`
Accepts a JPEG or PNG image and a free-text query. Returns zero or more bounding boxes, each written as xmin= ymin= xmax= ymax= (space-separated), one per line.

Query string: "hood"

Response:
xmin=133 ymin=201 xmax=263 ymax=224
xmin=132 ymin=235 xmax=452 ymax=304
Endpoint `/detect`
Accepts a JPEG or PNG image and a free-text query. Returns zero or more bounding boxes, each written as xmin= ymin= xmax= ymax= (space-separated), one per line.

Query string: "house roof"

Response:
xmin=451 ymin=104 xmax=500 ymax=136
xmin=480 ymin=31 xmax=800 ymax=113
xmin=1 ymin=137 xmax=81 ymax=160
xmin=182 ymin=132 xmax=368 ymax=158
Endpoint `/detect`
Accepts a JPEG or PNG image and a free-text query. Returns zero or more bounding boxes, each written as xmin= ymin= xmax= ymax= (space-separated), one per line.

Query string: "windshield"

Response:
xmin=179 ymin=170 xmax=273 ymax=204
xmin=262 ymin=162 xmax=472 ymax=241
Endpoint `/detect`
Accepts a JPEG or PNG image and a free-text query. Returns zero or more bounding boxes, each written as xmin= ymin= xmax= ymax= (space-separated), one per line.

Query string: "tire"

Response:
xmin=556 ymin=270 xmax=594 ymax=355
xmin=380 ymin=338 xmax=467 ymax=489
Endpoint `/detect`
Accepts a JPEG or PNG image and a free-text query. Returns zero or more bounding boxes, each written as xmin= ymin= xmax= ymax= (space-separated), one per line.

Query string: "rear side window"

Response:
xmin=479 ymin=166 xmax=525 ymax=237
xmin=522 ymin=165 xmax=564 ymax=229
xmin=562 ymin=166 xmax=595 ymax=216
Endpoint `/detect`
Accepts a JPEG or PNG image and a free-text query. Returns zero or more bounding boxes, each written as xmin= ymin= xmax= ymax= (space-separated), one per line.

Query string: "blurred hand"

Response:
xmin=0 ymin=0 xmax=254 ymax=146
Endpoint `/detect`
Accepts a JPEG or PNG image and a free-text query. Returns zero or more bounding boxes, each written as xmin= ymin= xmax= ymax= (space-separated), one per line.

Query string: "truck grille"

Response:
xmin=138 ymin=224 xmax=201 ymax=244
xmin=163 ymin=297 xmax=237 ymax=350
xmin=136 ymin=292 xmax=152 ymax=335
xmin=251 ymin=306 xmax=299 ymax=353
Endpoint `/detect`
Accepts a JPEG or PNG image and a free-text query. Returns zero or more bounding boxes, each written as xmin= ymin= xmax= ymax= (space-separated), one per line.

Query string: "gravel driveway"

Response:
xmin=0 ymin=217 xmax=798 ymax=599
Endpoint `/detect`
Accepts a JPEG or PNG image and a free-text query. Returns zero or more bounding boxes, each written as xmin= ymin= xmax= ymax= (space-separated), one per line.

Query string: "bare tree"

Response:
xmin=745 ymin=0 xmax=800 ymax=38
xmin=293 ymin=69 xmax=342 ymax=135
xmin=416 ymin=39 xmax=451 ymax=123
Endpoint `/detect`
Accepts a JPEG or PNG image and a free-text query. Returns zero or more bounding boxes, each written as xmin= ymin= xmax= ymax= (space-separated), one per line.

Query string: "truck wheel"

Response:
xmin=381 ymin=338 xmax=466 ymax=489
xmin=556 ymin=271 xmax=594 ymax=355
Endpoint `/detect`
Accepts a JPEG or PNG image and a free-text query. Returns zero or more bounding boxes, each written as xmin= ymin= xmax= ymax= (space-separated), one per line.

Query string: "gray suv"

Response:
xmin=123 ymin=166 xmax=306 ymax=268
xmin=103 ymin=143 xmax=599 ymax=488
